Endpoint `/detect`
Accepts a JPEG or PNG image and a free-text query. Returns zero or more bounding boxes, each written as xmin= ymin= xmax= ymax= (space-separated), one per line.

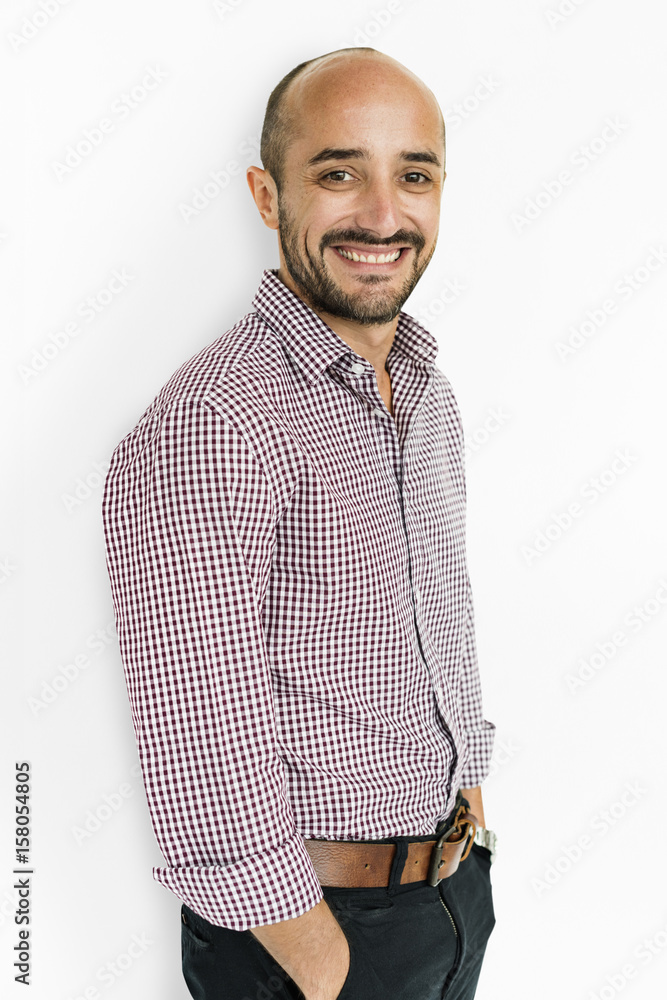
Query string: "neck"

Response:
xmin=275 ymin=267 xmax=398 ymax=372
xmin=313 ymin=307 xmax=397 ymax=372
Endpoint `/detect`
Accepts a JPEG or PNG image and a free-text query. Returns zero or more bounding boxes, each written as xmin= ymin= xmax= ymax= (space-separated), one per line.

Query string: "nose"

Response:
xmin=352 ymin=173 xmax=402 ymax=238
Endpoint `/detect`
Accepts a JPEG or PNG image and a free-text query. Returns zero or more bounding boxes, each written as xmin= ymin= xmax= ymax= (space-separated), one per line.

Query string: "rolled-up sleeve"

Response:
xmin=102 ymin=398 xmax=323 ymax=930
xmin=457 ymin=575 xmax=496 ymax=788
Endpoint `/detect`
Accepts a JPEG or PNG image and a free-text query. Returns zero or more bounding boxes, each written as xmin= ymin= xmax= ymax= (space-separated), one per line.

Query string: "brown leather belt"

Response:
xmin=304 ymin=805 xmax=478 ymax=888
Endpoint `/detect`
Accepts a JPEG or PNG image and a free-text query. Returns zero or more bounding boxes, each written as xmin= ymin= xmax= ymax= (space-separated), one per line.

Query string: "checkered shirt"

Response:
xmin=102 ymin=268 xmax=495 ymax=930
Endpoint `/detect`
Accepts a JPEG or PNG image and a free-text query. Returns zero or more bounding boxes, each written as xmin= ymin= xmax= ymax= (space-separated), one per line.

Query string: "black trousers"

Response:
xmin=181 ymin=831 xmax=495 ymax=1000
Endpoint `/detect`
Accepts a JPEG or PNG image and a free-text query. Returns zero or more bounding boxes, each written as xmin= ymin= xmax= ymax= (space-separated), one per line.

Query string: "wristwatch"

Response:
xmin=473 ymin=827 xmax=497 ymax=864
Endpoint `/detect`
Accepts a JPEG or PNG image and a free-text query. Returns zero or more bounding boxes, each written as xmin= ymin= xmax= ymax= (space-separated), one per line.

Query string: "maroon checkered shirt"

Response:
xmin=102 ymin=268 xmax=495 ymax=930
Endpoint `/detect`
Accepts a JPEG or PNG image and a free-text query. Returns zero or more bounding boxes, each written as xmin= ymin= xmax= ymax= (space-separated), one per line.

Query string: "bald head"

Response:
xmin=260 ymin=48 xmax=446 ymax=193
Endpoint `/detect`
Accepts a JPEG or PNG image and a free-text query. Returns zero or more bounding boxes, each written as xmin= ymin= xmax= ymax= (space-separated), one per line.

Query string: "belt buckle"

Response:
xmin=426 ymin=802 xmax=474 ymax=887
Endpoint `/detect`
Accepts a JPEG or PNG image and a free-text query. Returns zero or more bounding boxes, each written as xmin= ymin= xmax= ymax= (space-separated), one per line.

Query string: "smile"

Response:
xmin=333 ymin=246 xmax=406 ymax=264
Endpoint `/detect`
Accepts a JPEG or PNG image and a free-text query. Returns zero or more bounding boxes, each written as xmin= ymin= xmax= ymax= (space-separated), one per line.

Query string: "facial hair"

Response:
xmin=277 ymin=201 xmax=436 ymax=326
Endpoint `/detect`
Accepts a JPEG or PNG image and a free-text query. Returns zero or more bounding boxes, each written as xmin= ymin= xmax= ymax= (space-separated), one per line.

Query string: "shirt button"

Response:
xmin=350 ymin=362 xmax=366 ymax=375
xmin=372 ymin=407 xmax=384 ymax=417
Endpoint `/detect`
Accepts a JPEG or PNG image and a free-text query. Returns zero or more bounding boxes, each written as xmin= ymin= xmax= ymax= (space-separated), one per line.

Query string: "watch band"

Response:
xmin=473 ymin=827 xmax=497 ymax=864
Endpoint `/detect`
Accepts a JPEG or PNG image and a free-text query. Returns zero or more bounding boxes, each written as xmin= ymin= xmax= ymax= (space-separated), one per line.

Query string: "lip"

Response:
xmin=328 ymin=245 xmax=411 ymax=268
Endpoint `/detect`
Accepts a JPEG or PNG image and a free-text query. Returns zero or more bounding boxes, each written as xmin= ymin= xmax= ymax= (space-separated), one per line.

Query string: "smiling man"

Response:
xmin=102 ymin=47 xmax=497 ymax=1000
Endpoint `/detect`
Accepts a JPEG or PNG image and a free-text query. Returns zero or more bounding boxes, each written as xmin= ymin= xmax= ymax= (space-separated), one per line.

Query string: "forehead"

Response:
xmin=286 ymin=56 xmax=444 ymax=163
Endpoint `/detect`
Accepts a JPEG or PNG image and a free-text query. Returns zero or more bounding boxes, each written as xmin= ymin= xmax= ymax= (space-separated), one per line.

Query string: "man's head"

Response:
xmin=247 ymin=48 xmax=446 ymax=327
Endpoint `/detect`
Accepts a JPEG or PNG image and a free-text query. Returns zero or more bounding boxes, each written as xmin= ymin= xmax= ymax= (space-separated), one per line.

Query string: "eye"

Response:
xmin=403 ymin=171 xmax=430 ymax=184
xmin=322 ymin=170 xmax=355 ymax=183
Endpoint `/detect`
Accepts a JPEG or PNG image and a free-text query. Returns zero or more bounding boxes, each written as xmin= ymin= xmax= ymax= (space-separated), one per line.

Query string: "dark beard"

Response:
xmin=277 ymin=203 xmax=435 ymax=326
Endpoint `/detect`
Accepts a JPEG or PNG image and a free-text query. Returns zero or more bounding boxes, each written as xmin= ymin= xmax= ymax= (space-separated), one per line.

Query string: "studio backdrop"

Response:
xmin=4 ymin=1 xmax=666 ymax=997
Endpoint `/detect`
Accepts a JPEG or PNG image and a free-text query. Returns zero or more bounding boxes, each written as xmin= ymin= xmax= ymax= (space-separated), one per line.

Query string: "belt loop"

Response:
xmin=388 ymin=839 xmax=408 ymax=891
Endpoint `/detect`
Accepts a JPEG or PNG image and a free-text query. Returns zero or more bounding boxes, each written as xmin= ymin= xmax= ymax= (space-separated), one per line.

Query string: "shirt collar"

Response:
xmin=252 ymin=269 xmax=438 ymax=383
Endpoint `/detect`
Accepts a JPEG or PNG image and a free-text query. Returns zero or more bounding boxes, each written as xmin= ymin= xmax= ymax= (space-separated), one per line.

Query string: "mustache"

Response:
xmin=320 ymin=229 xmax=425 ymax=253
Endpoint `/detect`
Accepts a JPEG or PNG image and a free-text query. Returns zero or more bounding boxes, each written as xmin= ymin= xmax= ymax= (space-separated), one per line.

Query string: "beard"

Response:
xmin=277 ymin=201 xmax=436 ymax=326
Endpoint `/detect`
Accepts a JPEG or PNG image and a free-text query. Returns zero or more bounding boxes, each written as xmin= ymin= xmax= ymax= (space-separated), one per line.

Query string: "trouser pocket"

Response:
xmin=180 ymin=904 xmax=299 ymax=1000
xmin=325 ymin=885 xmax=459 ymax=1000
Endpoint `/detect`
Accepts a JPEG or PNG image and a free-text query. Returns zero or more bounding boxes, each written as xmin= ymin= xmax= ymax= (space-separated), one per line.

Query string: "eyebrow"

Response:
xmin=306 ymin=146 xmax=442 ymax=169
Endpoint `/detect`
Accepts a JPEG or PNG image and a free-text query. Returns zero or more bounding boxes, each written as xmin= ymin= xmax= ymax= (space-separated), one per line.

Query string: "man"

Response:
xmin=102 ymin=47 xmax=497 ymax=1000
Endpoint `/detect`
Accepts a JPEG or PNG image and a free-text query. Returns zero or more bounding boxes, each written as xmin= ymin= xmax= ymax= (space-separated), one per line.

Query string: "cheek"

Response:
xmin=408 ymin=194 xmax=440 ymax=231
xmin=307 ymin=193 xmax=359 ymax=239
xmin=417 ymin=212 xmax=440 ymax=243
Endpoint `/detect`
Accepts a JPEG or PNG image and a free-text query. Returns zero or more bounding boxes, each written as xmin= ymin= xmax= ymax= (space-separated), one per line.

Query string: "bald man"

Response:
xmin=103 ymin=47 xmax=497 ymax=1000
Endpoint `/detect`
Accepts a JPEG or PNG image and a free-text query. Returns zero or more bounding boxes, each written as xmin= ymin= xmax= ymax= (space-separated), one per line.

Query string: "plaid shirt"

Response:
xmin=102 ymin=268 xmax=495 ymax=930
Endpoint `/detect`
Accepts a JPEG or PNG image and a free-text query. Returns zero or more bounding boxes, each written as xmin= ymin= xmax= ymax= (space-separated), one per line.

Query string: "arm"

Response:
xmin=250 ymin=899 xmax=350 ymax=1000
xmin=441 ymin=380 xmax=495 ymax=794
xmin=457 ymin=576 xmax=496 ymax=790
xmin=460 ymin=785 xmax=486 ymax=827
xmin=102 ymin=398 xmax=323 ymax=930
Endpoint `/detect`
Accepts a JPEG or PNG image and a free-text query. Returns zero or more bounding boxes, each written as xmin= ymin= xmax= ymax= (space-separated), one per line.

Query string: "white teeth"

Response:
xmin=335 ymin=247 xmax=402 ymax=263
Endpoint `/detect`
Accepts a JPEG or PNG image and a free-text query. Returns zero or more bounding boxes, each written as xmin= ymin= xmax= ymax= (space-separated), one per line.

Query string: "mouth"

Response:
xmin=329 ymin=244 xmax=411 ymax=266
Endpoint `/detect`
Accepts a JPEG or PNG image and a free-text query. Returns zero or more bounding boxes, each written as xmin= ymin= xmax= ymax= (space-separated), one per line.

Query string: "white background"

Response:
xmin=3 ymin=0 xmax=667 ymax=997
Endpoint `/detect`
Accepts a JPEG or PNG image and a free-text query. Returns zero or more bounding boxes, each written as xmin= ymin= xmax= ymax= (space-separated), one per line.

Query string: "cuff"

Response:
xmin=459 ymin=720 xmax=496 ymax=787
xmin=153 ymin=829 xmax=324 ymax=931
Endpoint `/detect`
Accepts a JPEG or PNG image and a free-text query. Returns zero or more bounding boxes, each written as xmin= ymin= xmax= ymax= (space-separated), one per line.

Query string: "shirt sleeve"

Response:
xmin=102 ymin=397 xmax=323 ymax=930
xmin=444 ymin=376 xmax=495 ymax=789
xmin=457 ymin=575 xmax=496 ymax=788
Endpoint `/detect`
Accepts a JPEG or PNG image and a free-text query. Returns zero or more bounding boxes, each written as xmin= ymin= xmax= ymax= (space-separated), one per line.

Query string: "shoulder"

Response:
xmin=151 ymin=310 xmax=276 ymax=414
xmin=105 ymin=310 xmax=305 ymax=512
xmin=431 ymin=365 xmax=464 ymax=437
xmin=113 ymin=310 xmax=287 ymax=445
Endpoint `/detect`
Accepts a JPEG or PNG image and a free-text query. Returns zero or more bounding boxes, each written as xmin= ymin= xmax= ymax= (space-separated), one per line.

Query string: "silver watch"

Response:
xmin=473 ymin=827 xmax=497 ymax=864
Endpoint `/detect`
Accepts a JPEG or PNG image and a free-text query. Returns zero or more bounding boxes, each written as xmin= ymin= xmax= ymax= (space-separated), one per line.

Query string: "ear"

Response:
xmin=246 ymin=166 xmax=279 ymax=230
